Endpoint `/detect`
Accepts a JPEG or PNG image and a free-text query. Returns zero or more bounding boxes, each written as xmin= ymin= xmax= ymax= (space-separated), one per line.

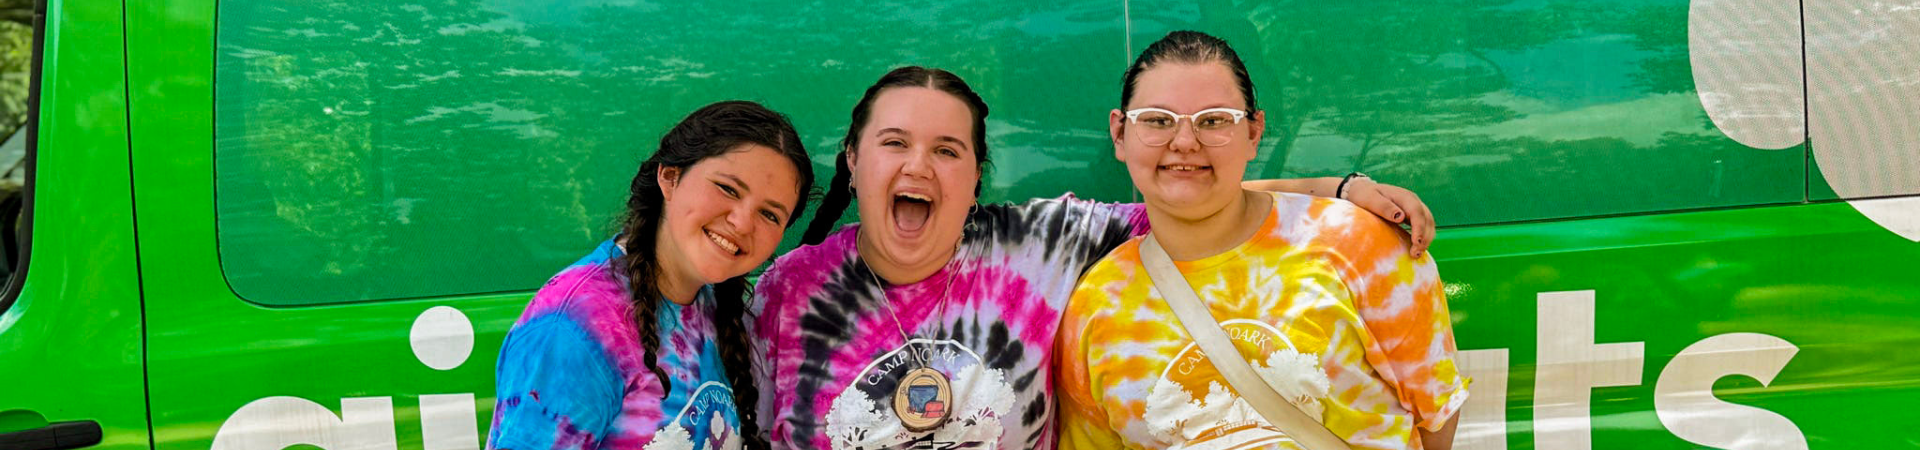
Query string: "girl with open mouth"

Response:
xmin=748 ymin=65 xmax=1437 ymax=450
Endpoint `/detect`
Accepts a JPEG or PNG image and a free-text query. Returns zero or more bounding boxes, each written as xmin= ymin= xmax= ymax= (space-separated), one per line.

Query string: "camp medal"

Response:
xmin=892 ymin=366 xmax=954 ymax=432
xmin=860 ymin=230 xmax=966 ymax=434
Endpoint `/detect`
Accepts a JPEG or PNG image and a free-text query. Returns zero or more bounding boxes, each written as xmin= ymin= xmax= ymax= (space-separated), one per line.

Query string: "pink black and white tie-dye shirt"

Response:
xmin=750 ymin=195 xmax=1149 ymax=450
xmin=488 ymin=239 xmax=746 ymax=450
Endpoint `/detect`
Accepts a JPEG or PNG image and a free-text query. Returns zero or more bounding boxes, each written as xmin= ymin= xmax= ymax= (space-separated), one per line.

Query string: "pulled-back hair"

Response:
xmin=618 ymin=100 xmax=812 ymax=450
xmin=1121 ymin=30 xmax=1259 ymax=112
xmin=801 ymin=66 xmax=991 ymax=245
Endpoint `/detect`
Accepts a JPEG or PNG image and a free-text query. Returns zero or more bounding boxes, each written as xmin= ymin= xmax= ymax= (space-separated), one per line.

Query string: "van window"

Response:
xmin=1146 ymin=1 xmax=1807 ymax=226
xmin=214 ymin=0 xmax=1136 ymax=304
xmin=214 ymin=1 xmax=638 ymax=304
xmin=1 ymin=9 xmax=39 ymax=306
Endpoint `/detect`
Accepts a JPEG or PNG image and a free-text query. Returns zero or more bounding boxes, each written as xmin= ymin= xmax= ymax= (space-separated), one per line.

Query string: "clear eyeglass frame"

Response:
xmin=1123 ymin=107 xmax=1249 ymax=147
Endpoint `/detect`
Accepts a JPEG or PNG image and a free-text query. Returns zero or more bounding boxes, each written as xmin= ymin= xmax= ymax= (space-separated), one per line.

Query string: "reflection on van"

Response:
xmin=2 ymin=1 xmax=1917 ymax=450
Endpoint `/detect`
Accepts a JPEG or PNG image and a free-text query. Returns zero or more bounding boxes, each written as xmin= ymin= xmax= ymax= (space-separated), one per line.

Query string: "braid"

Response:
xmin=612 ymin=100 xmax=813 ymax=446
xmin=802 ymin=152 xmax=852 ymax=245
xmin=619 ymin=202 xmax=674 ymax=398
xmin=712 ymin=277 xmax=770 ymax=450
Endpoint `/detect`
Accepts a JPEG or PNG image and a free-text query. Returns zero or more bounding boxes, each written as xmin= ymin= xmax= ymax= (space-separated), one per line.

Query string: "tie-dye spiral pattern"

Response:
xmin=489 ymin=239 xmax=746 ymax=450
xmin=751 ymin=195 xmax=1148 ymax=450
xmin=1056 ymin=193 xmax=1469 ymax=450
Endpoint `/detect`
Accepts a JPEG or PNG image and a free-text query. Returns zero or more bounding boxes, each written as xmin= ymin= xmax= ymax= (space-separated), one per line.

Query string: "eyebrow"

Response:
xmin=875 ymin=127 xmax=971 ymax=151
xmin=1139 ymin=103 xmax=1239 ymax=112
xmin=717 ymin=173 xmax=792 ymax=216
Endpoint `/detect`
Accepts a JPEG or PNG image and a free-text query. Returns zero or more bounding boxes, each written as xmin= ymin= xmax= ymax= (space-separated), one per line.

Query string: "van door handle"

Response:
xmin=0 ymin=421 xmax=103 ymax=450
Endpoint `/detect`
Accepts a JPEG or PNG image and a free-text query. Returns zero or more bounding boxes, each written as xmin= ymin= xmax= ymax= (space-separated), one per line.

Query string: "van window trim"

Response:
xmin=0 ymin=0 xmax=49 ymax=315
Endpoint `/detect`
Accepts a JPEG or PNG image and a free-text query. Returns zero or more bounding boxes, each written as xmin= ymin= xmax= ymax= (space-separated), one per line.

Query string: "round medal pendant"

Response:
xmin=892 ymin=367 xmax=954 ymax=432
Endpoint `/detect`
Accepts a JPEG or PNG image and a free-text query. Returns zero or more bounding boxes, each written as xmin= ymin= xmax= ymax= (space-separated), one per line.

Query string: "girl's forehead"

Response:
xmin=693 ymin=146 xmax=799 ymax=184
xmin=867 ymin=88 xmax=975 ymax=138
xmin=1131 ymin=62 xmax=1245 ymax=109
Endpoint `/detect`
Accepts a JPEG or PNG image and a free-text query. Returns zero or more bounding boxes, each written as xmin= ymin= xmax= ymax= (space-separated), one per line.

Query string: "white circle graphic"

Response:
xmin=410 ymin=305 xmax=475 ymax=370
xmin=1807 ymin=1 xmax=1920 ymax=200
xmin=1689 ymin=0 xmax=1805 ymax=150
xmin=1690 ymin=0 xmax=1920 ymax=241
xmin=1849 ymin=197 xmax=1920 ymax=242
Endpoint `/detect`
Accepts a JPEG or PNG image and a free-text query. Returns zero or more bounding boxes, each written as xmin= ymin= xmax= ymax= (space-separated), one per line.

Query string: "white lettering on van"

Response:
xmin=421 ymin=393 xmax=481 ymax=450
xmin=1654 ymin=333 xmax=1807 ymax=449
xmin=1449 ymin=291 xmax=1808 ymax=450
xmin=212 ymin=306 xmax=481 ymax=450
xmin=1454 ymin=349 xmax=1509 ymax=450
xmin=210 ymin=396 xmax=397 ymax=450
xmin=1533 ymin=290 xmax=1646 ymax=450
xmin=411 ymin=305 xmax=475 ymax=371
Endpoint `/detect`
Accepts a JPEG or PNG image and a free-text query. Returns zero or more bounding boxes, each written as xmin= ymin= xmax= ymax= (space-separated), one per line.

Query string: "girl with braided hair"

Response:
xmin=750 ymin=66 xmax=1434 ymax=450
xmin=489 ymin=101 xmax=814 ymax=450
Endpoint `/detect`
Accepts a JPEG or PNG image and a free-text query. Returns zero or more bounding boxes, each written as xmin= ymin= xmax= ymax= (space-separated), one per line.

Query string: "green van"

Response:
xmin=3 ymin=0 xmax=1917 ymax=449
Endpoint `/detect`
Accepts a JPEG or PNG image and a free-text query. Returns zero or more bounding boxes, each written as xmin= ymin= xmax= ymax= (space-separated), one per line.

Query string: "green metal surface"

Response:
xmin=1131 ymin=0 xmax=1805 ymax=226
xmin=136 ymin=0 xmax=1128 ymax=448
xmin=209 ymin=0 xmax=1131 ymax=305
xmin=0 ymin=0 xmax=150 ymax=447
xmin=129 ymin=0 xmax=518 ymax=449
xmin=1436 ymin=201 xmax=1920 ymax=448
xmin=3 ymin=0 xmax=1917 ymax=449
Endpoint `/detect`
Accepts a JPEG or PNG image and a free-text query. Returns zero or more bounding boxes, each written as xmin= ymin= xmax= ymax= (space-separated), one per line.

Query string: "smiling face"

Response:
xmin=655 ymin=144 xmax=803 ymax=286
xmin=848 ymin=87 xmax=981 ymax=281
xmin=1111 ymin=62 xmax=1265 ymax=221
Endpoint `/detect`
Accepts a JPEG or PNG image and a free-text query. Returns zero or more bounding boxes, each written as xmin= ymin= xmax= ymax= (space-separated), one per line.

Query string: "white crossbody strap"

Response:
xmin=1139 ymin=234 xmax=1353 ymax=450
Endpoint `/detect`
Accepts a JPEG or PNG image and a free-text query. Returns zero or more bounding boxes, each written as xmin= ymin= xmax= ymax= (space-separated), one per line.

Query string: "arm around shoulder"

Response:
xmin=1249 ymin=176 xmax=1434 ymax=257
xmin=1330 ymin=204 xmax=1469 ymax=446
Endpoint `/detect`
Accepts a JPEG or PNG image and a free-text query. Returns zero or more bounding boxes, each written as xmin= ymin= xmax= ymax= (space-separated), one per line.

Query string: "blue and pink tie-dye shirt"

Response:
xmin=489 ymin=239 xmax=746 ymax=450
xmin=750 ymin=195 xmax=1148 ymax=450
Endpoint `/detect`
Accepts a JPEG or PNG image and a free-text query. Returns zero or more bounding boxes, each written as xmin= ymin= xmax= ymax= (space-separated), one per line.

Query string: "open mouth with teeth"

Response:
xmin=892 ymin=192 xmax=934 ymax=233
xmin=705 ymin=229 xmax=742 ymax=256
xmin=1160 ymin=163 xmax=1212 ymax=173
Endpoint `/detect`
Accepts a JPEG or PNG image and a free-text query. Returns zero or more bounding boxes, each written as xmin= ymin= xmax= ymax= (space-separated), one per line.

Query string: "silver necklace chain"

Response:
xmin=857 ymin=230 xmax=965 ymax=371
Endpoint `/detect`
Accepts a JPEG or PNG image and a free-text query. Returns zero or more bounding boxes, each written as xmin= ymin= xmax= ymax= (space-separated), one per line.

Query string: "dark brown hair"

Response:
xmin=801 ymin=66 xmax=991 ymax=245
xmin=618 ymin=100 xmax=812 ymax=450
xmin=1121 ymin=30 xmax=1260 ymax=112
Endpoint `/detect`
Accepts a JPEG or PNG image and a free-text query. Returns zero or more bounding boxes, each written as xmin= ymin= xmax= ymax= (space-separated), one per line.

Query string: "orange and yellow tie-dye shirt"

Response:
xmin=1056 ymin=192 xmax=1468 ymax=450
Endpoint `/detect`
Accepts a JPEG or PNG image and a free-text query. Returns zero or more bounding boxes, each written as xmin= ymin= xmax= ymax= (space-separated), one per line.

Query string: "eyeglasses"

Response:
xmin=1123 ymin=107 xmax=1249 ymax=147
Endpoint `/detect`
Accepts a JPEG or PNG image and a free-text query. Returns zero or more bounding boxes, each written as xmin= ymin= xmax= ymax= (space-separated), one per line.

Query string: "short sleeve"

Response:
xmin=1054 ymin=280 xmax=1128 ymax=450
xmin=986 ymin=194 xmax=1149 ymax=273
xmin=1330 ymin=203 xmax=1470 ymax=431
xmin=487 ymin=313 xmax=625 ymax=450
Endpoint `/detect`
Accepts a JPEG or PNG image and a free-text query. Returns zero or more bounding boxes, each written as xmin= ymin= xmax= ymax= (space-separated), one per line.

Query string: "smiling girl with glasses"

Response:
xmin=748 ymin=57 xmax=1444 ymax=449
xmin=1055 ymin=31 xmax=1468 ymax=450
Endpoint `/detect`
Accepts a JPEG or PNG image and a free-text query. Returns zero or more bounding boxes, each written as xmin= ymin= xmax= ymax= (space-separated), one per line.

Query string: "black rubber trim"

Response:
xmin=0 ymin=0 xmax=48 ymax=316
xmin=119 ymin=0 xmax=159 ymax=447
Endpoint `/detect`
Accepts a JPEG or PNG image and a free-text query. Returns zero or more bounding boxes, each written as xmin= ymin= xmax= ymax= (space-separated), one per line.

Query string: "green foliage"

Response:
xmin=0 ymin=20 xmax=25 ymax=138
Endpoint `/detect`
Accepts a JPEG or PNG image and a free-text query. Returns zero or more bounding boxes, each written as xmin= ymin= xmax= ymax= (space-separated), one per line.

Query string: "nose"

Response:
xmin=901 ymin=147 xmax=935 ymax=178
xmin=727 ymin=204 xmax=756 ymax=236
xmin=1168 ymin=120 xmax=1202 ymax=153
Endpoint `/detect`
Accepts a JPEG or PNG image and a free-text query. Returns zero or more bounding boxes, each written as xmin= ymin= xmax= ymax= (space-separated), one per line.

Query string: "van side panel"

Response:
xmin=127 ymin=1 xmax=1129 ymax=449
xmin=111 ymin=0 xmax=1920 ymax=449
xmin=1436 ymin=201 xmax=1920 ymax=449
xmin=126 ymin=1 xmax=543 ymax=445
xmin=124 ymin=1 xmax=530 ymax=444
xmin=0 ymin=0 xmax=150 ymax=447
